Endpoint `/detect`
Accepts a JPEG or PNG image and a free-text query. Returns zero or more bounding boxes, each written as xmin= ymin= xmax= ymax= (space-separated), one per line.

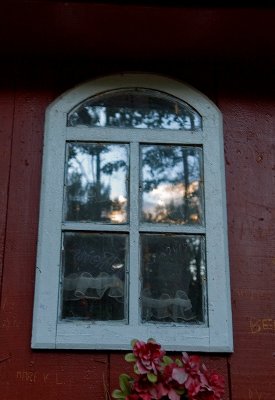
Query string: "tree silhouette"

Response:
xmin=65 ymin=143 xmax=127 ymax=223
xmin=141 ymin=145 xmax=202 ymax=224
xmin=68 ymin=89 xmax=202 ymax=131
xmin=64 ymin=92 xmax=204 ymax=322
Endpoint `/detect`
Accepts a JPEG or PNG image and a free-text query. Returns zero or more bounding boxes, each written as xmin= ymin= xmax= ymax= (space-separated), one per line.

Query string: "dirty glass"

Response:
xmin=67 ymin=89 xmax=202 ymax=131
xmin=140 ymin=234 xmax=205 ymax=324
xmin=62 ymin=232 xmax=128 ymax=321
xmin=64 ymin=143 xmax=129 ymax=223
xmin=141 ymin=145 xmax=203 ymax=224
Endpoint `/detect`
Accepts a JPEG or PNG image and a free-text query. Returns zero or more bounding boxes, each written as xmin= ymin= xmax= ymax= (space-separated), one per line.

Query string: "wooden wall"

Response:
xmin=0 ymin=5 xmax=274 ymax=400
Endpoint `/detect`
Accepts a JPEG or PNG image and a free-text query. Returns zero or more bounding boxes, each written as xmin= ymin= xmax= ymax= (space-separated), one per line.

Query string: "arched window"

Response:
xmin=32 ymin=74 xmax=233 ymax=351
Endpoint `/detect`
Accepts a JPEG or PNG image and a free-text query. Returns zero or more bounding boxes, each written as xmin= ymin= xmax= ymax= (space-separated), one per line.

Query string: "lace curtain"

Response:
xmin=63 ymin=272 xmax=194 ymax=321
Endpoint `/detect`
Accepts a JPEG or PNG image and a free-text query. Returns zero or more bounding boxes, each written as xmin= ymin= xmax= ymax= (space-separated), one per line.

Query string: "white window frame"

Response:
xmin=32 ymin=74 xmax=233 ymax=351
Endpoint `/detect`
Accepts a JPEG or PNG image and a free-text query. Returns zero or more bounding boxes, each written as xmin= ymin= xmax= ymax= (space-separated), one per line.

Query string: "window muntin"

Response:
xmin=67 ymin=88 xmax=202 ymax=131
xmin=64 ymin=92 xmax=205 ymax=325
xmin=32 ymin=74 xmax=232 ymax=351
xmin=62 ymin=142 xmax=205 ymax=325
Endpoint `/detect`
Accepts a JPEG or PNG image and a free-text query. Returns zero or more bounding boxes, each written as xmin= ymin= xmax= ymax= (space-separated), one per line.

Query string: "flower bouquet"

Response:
xmin=112 ymin=339 xmax=225 ymax=400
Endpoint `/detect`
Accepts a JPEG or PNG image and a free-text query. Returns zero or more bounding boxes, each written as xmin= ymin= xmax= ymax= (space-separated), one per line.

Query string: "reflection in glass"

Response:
xmin=141 ymin=234 xmax=205 ymax=324
xmin=67 ymin=89 xmax=201 ymax=131
xmin=141 ymin=145 xmax=203 ymax=224
xmin=64 ymin=143 xmax=129 ymax=223
xmin=62 ymin=232 xmax=128 ymax=321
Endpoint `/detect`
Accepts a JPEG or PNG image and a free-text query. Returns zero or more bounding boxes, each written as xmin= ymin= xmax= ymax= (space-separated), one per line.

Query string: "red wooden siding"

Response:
xmin=0 ymin=4 xmax=274 ymax=400
xmin=219 ymin=76 xmax=275 ymax=400
xmin=0 ymin=63 xmax=273 ymax=400
xmin=0 ymin=86 xmax=14 ymax=296
xmin=0 ymin=84 xmax=110 ymax=400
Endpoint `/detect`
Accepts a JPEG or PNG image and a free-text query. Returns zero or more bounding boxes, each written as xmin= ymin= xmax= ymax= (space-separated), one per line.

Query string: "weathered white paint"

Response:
xmin=31 ymin=73 xmax=233 ymax=351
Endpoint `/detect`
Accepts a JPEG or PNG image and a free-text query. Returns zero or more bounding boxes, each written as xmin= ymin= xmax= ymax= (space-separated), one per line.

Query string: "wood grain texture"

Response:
xmin=0 ymin=54 xmax=274 ymax=400
xmin=218 ymin=70 xmax=275 ymax=399
xmin=0 ymin=88 xmax=14 ymax=300
xmin=0 ymin=85 xmax=108 ymax=399
xmin=0 ymin=4 xmax=275 ymax=61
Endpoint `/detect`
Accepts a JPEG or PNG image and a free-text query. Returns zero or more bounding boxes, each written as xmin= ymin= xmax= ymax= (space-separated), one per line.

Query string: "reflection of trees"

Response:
xmin=142 ymin=146 xmax=202 ymax=224
xmin=66 ymin=144 xmax=127 ymax=222
xmin=65 ymin=92 xmax=206 ymax=324
xmin=68 ymin=90 xmax=202 ymax=131
xmin=141 ymin=235 xmax=204 ymax=323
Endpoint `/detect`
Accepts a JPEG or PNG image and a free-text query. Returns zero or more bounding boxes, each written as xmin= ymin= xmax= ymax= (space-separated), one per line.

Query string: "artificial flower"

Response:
xmin=132 ymin=338 xmax=165 ymax=375
xmin=112 ymin=339 xmax=225 ymax=400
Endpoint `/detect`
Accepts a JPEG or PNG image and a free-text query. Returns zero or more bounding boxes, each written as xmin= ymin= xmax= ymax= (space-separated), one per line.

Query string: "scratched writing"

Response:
xmin=248 ymin=387 xmax=273 ymax=400
xmin=1 ymin=297 xmax=16 ymax=312
xmin=74 ymin=248 xmax=121 ymax=271
xmin=235 ymin=288 xmax=272 ymax=301
xmin=16 ymin=371 xmax=64 ymax=385
xmin=16 ymin=371 xmax=38 ymax=383
xmin=1 ymin=317 xmax=20 ymax=329
xmin=249 ymin=318 xmax=275 ymax=334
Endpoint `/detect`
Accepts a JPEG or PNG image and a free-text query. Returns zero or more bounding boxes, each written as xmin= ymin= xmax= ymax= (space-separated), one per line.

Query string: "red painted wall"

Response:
xmin=0 ymin=4 xmax=274 ymax=400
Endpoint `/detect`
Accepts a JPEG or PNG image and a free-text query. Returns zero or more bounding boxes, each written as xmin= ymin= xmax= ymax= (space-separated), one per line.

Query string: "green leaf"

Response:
xmin=176 ymin=388 xmax=186 ymax=395
xmin=130 ymin=338 xmax=138 ymax=348
xmin=163 ymin=355 xmax=173 ymax=365
xmin=119 ymin=374 xmax=131 ymax=394
xmin=175 ymin=358 xmax=183 ymax=367
xmin=125 ymin=353 xmax=136 ymax=362
xmin=134 ymin=364 xmax=140 ymax=374
xmin=147 ymin=373 xmax=157 ymax=383
xmin=112 ymin=389 xmax=125 ymax=399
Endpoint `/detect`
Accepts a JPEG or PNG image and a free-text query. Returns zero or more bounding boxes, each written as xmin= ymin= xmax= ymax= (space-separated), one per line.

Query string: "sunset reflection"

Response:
xmin=141 ymin=145 xmax=203 ymax=225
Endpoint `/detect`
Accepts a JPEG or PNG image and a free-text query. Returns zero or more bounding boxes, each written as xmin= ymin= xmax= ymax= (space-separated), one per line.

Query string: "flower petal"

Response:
xmin=172 ymin=367 xmax=188 ymax=384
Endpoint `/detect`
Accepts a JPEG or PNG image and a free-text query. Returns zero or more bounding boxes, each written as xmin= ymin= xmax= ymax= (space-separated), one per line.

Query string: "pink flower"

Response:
xmin=155 ymin=363 xmax=186 ymax=400
xmin=172 ymin=353 xmax=202 ymax=392
xmin=112 ymin=339 xmax=225 ymax=400
xmin=163 ymin=363 xmax=179 ymax=384
xmin=126 ymin=395 xmax=152 ymax=400
xmin=192 ymin=392 xmax=215 ymax=400
xmin=187 ymin=380 xmax=203 ymax=399
xmin=133 ymin=375 xmax=154 ymax=394
xmin=125 ymin=375 xmax=155 ymax=400
xmin=204 ymin=372 xmax=225 ymax=400
xmin=132 ymin=339 xmax=165 ymax=375
xmin=191 ymin=371 xmax=225 ymax=400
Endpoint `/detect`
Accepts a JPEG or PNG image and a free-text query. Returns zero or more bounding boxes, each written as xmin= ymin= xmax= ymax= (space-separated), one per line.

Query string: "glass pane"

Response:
xmin=141 ymin=234 xmax=205 ymax=324
xmin=62 ymin=232 xmax=128 ymax=322
xmin=67 ymin=89 xmax=201 ymax=131
xmin=64 ymin=143 xmax=129 ymax=223
xmin=141 ymin=145 xmax=203 ymax=224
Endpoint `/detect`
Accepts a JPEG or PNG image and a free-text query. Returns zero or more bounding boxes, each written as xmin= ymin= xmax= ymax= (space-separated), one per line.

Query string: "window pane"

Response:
xmin=64 ymin=143 xmax=129 ymax=223
xmin=141 ymin=145 xmax=203 ymax=224
xmin=62 ymin=232 xmax=128 ymax=322
xmin=141 ymin=234 xmax=205 ymax=324
xmin=67 ymin=89 xmax=201 ymax=130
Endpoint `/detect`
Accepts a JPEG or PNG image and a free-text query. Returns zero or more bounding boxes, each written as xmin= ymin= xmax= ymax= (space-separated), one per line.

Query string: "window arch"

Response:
xmin=32 ymin=74 xmax=233 ymax=351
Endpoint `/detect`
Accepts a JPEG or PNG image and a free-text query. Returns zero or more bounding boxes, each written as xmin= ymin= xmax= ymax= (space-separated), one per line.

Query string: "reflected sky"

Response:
xmin=141 ymin=145 xmax=203 ymax=225
xmin=68 ymin=89 xmax=202 ymax=131
xmin=65 ymin=143 xmax=128 ymax=223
